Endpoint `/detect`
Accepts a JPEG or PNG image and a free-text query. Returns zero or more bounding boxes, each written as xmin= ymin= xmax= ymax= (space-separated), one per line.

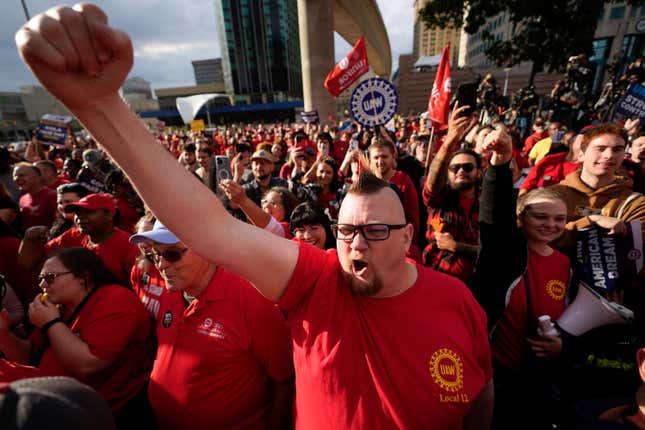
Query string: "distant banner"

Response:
xmin=190 ymin=119 xmax=205 ymax=131
xmin=325 ymin=37 xmax=369 ymax=97
xmin=300 ymin=111 xmax=320 ymax=124
xmin=616 ymin=83 xmax=645 ymax=121
xmin=36 ymin=114 xmax=73 ymax=147
xmin=575 ymin=221 xmax=643 ymax=295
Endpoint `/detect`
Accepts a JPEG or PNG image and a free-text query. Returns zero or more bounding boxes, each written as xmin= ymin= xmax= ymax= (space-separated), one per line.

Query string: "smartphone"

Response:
xmin=455 ymin=83 xmax=478 ymax=117
xmin=552 ymin=130 xmax=565 ymax=144
xmin=349 ymin=134 xmax=359 ymax=151
xmin=215 ymin=155 xmax=231 ymax=182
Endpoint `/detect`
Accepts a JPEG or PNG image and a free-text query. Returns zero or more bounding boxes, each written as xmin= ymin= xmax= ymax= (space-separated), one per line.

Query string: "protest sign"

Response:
xmin=616 ymin=83 xmax=645 ymax=121
xmin=36 ymin=114 xmax=73 ymax=147
xmin=300 ymin=111 xmax=319 ymax=124
xmin=575 ymin=220 xmax=643 ymax=296
xmin=349 ymin=77 xmax=398 ymax=127
xmin=190 ymin=119 xmax=205 ymax=132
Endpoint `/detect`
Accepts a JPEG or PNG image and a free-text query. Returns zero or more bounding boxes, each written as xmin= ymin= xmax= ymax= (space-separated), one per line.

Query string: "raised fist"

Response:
xmin=15 ymin=3 xmax=133 ymax=112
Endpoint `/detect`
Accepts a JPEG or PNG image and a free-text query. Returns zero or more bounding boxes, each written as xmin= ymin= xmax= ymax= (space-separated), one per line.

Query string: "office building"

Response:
xmin=413 ymin=0 xmax=462 ymax=64
xmin=214 ymin=0 xmax=302 ymax=104
xmin=192 ymin=58 xmax=224 ymax=85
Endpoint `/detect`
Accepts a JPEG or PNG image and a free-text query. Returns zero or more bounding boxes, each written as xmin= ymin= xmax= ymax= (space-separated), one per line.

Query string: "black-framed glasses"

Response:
xmin=148 ymin=248 xmax=189 ymax=264
xmin=332 ymin=223 xmax=406 ymax=242
xmin=38 ymin=271 xmax=73 ymax=285
xmin=448 ymin=163 xmax=475 ymax=174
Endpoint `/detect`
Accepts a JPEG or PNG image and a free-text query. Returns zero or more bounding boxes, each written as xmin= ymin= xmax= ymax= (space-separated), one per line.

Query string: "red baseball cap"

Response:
xmin=64 ymin=193 xmax=116 ymax=214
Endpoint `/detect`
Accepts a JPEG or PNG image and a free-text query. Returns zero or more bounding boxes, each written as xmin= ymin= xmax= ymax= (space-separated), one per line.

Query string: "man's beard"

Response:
xmin=450 ymin=179 xmax=475 ymax=191
xmin=343 ymin=270 xmax=384 ymax=296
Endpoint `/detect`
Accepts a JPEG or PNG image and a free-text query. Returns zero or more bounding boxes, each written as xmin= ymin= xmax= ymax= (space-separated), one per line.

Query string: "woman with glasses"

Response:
xmin=0 ymin=247 xmax=154 ymax=427
xmin=221 ymin=183 xmax=298 ymax=238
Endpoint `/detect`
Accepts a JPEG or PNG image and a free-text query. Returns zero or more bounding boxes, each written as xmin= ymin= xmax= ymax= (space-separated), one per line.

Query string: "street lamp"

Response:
xmin=503 ymin=67 xmax=511 ymax=96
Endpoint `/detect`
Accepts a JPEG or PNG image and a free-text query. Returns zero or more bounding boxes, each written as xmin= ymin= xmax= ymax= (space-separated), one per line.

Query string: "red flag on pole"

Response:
xmin=324 ymin=37 xmax=369 ymax=97
xmin=427 ymin=43 xmax=452 ymax=127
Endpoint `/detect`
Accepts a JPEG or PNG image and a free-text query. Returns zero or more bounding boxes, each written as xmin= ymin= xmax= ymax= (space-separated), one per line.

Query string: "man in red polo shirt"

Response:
xmin=13 ymin=162 xmax=57 ymax=230
xmin=19 ymin=194 xmax=137 ymax=284
xmin=368 ymin=139 xmax=421 ymax=261
xmin=129 ymin=221 xmax=293 ymax=430
xmin=16 ymin=8 xmax=493 ymax=429
xmin=35 ymin=160 xmax=70 ymax=190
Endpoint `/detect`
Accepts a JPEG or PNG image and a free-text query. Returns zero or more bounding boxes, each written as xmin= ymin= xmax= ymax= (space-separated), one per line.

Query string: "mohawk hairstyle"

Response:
xmin=347 ymin=169 xmax=405 ymax=208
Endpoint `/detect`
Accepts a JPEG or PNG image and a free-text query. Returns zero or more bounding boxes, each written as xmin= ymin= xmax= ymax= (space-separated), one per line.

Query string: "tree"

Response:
xmin=419 ymin=0 xmax=639 ymax=85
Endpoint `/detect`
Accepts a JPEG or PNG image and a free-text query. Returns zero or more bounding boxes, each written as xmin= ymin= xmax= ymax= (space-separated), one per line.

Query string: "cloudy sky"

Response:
xmin=1 ymin=0 xmax=414 ymax=93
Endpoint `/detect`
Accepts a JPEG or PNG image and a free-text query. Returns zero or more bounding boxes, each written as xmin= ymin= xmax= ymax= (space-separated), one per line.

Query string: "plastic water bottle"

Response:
xmin=537 ymin=315 xmax=559 ymax=337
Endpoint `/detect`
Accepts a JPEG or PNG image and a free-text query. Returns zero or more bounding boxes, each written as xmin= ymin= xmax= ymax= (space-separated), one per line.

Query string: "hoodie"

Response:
xmin=549 ymin=171 xmax=645 ymax=257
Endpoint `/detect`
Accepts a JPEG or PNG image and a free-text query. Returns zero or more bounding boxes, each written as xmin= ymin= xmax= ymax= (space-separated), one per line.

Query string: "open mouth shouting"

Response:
xmin=351 ymin=258 xmax=369 ymax=277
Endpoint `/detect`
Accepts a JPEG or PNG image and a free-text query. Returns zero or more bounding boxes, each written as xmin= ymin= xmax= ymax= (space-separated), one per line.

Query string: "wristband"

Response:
xmin=40 ymin=317 xmax=64 ymax=335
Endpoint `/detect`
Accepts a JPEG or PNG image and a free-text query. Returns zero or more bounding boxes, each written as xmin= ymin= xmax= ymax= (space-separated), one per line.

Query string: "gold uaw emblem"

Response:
xmin=545 ymin=279 xmax=566 ymax=301
xmin=429 ymin=348 xmax=464 ymax=392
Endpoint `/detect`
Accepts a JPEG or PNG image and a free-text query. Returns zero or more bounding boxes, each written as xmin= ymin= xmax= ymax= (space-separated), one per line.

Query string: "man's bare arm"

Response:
xmin=15 ymin=4 xmax=298 ymax=301
xmin=463 ymin=380 xmax=494 ymax=430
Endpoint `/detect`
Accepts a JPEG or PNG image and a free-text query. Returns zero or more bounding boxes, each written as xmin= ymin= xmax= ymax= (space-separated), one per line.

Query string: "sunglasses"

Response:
xmin=38 ymin=271 xmax=73 ymax=285
xmin=147 ymin=248 xmax=189 ymax=264
xmin=448 ymin=163 xmax=475 ymax=174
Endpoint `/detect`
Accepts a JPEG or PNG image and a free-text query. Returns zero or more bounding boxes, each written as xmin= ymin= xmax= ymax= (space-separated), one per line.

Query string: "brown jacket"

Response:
xmin=549 ymin=170 xmax=645 ymax=256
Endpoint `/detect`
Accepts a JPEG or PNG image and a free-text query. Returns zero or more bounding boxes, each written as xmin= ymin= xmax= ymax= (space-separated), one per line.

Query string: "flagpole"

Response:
xmin=425 ymin=126 xmax=435 ymax=172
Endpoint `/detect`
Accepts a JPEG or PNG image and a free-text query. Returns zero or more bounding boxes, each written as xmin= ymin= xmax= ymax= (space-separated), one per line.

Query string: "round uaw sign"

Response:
xmin=349 ymin=77 xmax=398 ymax=127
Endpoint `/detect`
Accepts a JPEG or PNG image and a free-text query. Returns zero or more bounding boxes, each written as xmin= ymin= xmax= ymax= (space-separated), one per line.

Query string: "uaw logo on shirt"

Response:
xmin=429 ymin=348 xmax=468 ymax=403
xmin=546 ymin=279 xmax=567 ymax=301
xmin=162 ymin=310 xmax=173 ymax=328
xmin=196 ymin=318 xmax=225 ymax=339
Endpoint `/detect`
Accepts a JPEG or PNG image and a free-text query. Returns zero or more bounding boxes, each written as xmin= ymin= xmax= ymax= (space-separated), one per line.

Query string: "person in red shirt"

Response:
xmin=19 ymin=193 xmax=138 ymax=284
xmin=129 ymin=221 xmax=294 ymax=430
xmin=13 ymin=162 xmax=57 ymax=230
xmin=35 ymin=160 xmax=70 ymax=190
xmin=519 ymin=131 xmax=584 ymax=196
xmin=0 ymin=247 xmax=153 ymax=427
xmin=522 ymin=117 xmax=548 ymax=155
xmin=130 ymin=213 xmax=167 ymax=322
xmin=15 ymin=9 xmax=493 ymax=429
xmin=473 ymin=129 xmax=571 ymax=430
xmin=368 ymin=139 xmax=421 ymax=261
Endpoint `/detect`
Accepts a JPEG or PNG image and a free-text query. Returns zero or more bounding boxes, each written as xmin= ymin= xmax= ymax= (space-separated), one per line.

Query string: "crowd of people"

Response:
xmin=1 ymin=3 xmax=645 ymax=429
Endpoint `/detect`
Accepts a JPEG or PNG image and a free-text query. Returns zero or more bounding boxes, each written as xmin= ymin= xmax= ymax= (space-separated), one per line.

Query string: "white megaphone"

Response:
xmin=556 ymin=282 xmax=634 ymax=336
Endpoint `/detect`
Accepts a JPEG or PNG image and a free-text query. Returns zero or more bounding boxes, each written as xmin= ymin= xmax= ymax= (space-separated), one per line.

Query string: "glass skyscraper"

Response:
xmin=215 ymin=0 xmax=302 ymax=104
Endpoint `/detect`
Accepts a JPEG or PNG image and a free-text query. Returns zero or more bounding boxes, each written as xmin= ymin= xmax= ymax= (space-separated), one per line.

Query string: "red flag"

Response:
xmin=324 ymin=37 xmax=369 ymax=97
xmin=428 ymin=43 xmax=452 ymax=127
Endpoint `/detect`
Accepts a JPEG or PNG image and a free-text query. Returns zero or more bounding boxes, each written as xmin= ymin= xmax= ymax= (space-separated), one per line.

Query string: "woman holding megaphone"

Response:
xmin=472 ymin=127 xmax=572 ymax=430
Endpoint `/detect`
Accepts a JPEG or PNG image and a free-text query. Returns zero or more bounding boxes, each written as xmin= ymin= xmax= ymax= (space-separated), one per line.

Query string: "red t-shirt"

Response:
xmin=279 ymin=243 xmax=492 ymax=429
xmin=491 ymin=249 xmax=570 ymax=369
xmin=48 ymin=176 xmax=71 ymax=190
xmin=37 ymin=284 xmax=153 ymax=410
xmin=130 ymin=262 xmax=167 ymax=321
xmin=279 ymin=163 xmax=294 ymax=180
xmin=114 ymin=196 xmax=141 ymax=234
xmin=520 ymin=152 xmax=580 ymax=192
xmin=390 ymin=170 xmax=420 ymax=244
xmin=45 ymin=227 xmax=138 ymax=284
xmin=19 ymin=187 xmax=57 ymax=229
xmin=148 ymin=268 xmax=293 ymax=430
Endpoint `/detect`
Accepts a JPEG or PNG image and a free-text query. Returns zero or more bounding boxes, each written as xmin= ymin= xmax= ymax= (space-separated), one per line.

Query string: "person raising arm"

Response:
xmin=15 ymin=4 xmax=298 ymax=302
